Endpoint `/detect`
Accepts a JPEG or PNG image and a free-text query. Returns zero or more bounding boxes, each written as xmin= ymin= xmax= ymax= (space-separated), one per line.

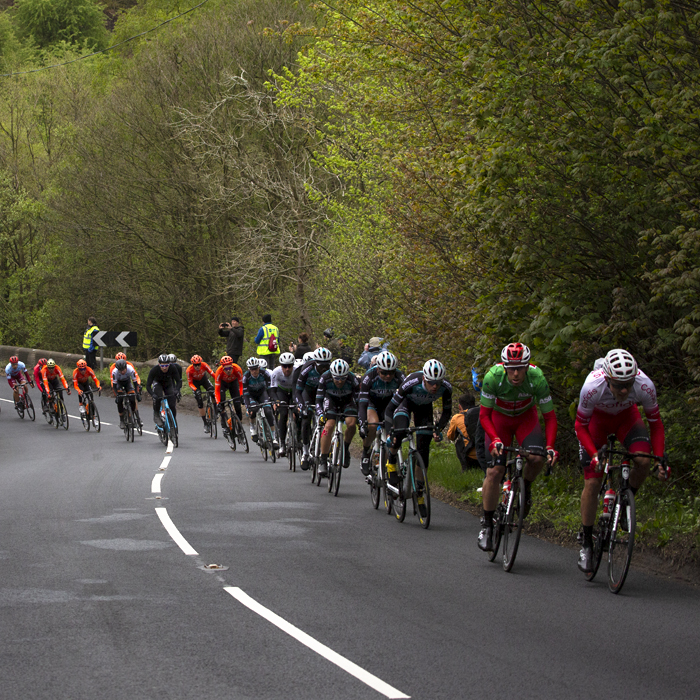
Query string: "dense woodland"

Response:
xmin=1 ymin=0 xmax=700 ymax=482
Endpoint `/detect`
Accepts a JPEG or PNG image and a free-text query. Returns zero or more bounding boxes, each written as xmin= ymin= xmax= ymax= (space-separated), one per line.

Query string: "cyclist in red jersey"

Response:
xmin=214 ymin=356 xmax=243 ymax=432
xmin=186 ymin=355 xmax=216 ymax=433
xmin=575 ymin=348 xmax=666 ymax=573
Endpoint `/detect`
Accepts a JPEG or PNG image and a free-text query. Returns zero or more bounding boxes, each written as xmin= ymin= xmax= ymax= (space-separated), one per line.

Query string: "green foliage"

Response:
xmin=12 ymin=0 xmax=108 ymax=50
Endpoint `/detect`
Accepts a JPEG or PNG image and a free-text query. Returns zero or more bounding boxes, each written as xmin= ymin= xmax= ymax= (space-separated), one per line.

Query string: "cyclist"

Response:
xmin=33 ymin=358 xmax=49 ymax=415
xmin=6 ymin=355 xmax=33 ymax=410
xmin=384 ymin=359 xmax=453 ymax=517
xmin=186 ymin=354 xmax=216 ymax=433
xmin=243 ymin=357 xmax=278 ymax=447
xmin=214 ymin=355 xmax=244 ymax=434
xmin=575 ymin=348 xmax=666 ymax=573
xmin=270 ymin=352 xmax=296 ymax=458
xmin=41 ymin=359 xmax=71 ymax=420
xmin=111 ymin=359 xmax=141 ymax=429
xmin=109 ymin=352 xmax=141 ymax=392
xmin=316 ymin=358 xmax=360 ymax=477
xmin=357 ymin=351 xmax=405 ymax=476
xmin=146 ymin=354 xmax=182 ymax=427
xmin=72 ymin=359 xmax=101 ymax=417
xmin=295 ymin=347 xmax=332 ymax=469
xmin=477 ymin=343 xmax=558 ymax=552
xmin=167 ymin=353 xmax=182 ymax=383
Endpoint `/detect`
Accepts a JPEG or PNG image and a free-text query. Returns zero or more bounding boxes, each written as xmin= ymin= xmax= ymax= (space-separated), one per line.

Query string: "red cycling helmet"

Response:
xmin=501 ymin=342 xmax=531 ymax=368
xmin=220 ymin=355 xmax=233 ymax=366
xmin=9 ymin=356 xmax=19 ymax=364
xmin=38 ymin=358 xmax=47 ymax=366
xmin=191 ymin=354 xmax=203 ymax=365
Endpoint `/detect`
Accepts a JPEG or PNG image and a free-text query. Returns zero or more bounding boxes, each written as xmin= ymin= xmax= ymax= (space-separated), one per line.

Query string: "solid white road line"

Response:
xmin=224 ymin=587 xmax=410 ymax=699
xmin=151 ymin=473 xmax=164 ymax=494
xmin=159 ymin=455 xmax=172 ymax=471
xmin=155 ymin=507 xmax=198 ymax=555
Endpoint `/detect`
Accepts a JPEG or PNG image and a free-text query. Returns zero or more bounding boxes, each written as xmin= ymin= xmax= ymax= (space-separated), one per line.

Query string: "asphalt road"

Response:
xmin=0 ymin=382 xmax=698 ymax=700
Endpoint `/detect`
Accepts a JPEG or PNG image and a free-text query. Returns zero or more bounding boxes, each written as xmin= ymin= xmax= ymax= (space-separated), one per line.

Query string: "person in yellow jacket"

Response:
xmin=254 ymin=314 xmax=281 ymax=369
xmin=83 ymin=316 xmax=100 ymax=369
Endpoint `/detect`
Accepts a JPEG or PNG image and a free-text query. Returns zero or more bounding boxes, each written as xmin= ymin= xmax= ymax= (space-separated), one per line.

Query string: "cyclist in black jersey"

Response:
xmin=294 ymin=347 xmax=332 ymax=470
xmin=358 ymin=351 xmax=405 ymax=475
xmin=146 ymin=354 xmax=183 ymax=427
xmin=385 ymin=359 xmax=453 ymax=514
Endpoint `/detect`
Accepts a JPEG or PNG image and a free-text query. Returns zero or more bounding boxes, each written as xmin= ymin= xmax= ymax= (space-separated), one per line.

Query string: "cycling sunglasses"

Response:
xmin=608 ymin=379 xmax=634 ymax=391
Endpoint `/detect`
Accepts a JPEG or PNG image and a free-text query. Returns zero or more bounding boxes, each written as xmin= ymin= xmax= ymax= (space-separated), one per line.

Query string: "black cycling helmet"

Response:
xmin=158 ymin=354 xmax=169 ymax=364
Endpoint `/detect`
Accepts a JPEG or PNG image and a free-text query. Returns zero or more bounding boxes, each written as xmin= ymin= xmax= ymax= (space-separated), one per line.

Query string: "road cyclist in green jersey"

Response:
xmin=477 ymin=343 xmax=559 ymax=552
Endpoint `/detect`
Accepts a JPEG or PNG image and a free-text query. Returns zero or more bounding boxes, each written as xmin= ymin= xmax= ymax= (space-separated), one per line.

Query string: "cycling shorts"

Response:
xmin=490 ymin=406 xmax=544 ymax=461
xmin=366 ymin=397 xmax=391 ymax=421
xmin=321 ymin=395 xmax=357 ymax=418
xmin=580 ymin=405 xmax=650 ymax=480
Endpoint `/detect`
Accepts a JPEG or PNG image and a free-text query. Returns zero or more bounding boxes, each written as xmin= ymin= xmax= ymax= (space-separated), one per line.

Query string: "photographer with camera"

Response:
xmin=218 ymin=317 xmax=245 ymax=367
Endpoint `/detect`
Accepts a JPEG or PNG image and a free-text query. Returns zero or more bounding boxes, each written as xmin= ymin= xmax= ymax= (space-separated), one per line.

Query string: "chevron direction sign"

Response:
xmin=93 ymin=331 xmax=137 ymax=348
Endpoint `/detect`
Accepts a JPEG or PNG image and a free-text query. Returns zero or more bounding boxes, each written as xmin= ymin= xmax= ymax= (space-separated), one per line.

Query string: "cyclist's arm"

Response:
xmin=73 ymin=372 xmax=82 ymax=393
xmin=315 ymin=377 xmax=326 ymax=416
xmin=542 ymin=408 xmax=557 ymax=449
xmin=90 ymin=369 xmax=101 ymax=390
xmin=58 ymin=370 xmax=68 ymax=389
xmin=214 ymin=370 xmax=223 ymax=405
xmin=435 ymin=382 xmax=453 ymax=432
xmin=186 ymin=368 xmax=198 ymax=392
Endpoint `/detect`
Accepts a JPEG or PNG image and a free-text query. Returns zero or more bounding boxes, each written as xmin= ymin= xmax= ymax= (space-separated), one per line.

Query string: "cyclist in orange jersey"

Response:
xmin=186 ymin=355 xmax=216 ymax=433
xmin=73 ymin=360 xmax=101 ymax=415
xmin=214 ymin=356 xmax=243 ymax=432
xmin=41 ymin=359 xmax=70 ymax=421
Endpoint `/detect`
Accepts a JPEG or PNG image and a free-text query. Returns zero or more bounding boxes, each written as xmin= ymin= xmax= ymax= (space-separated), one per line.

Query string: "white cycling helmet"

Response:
xmin=279 ymin=352 xmax=295 ymax=366
xmin=303 ymin=351 xmax=314 ymax=362
xmin=167 ymin=353 xmax=177 ymax=364
xmin=330 ymin=358 xmax=349 ymax=378
xmin=257 ymin=358 xmax=268 ymax=369
xmin=602 ymin=349 xmax=637 ymax=381
xmin=501 ymin=342 xmax=531 ymax=367
xmin=293 ymin=358 xmax=304 ymax=369
xmin=314 ymin=347 xmax=332 ymax=362
xmin=376 ymin=351 xmax=398 ymax=372
xmin=423 ymin=359 xmax=446 ymax=382
xmin=246 ymin=357 xmax=260 ymax=369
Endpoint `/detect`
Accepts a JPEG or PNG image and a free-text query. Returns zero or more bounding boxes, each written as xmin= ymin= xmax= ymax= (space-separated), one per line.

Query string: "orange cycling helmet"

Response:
xmin=220 ymin=355 xmax=233 ymax=367
xmin=76 ymin=359 xmax=87 ymax=369
xmin=191 ymin=354 xmax=203 ymax=364
xmin=38 ymin=358 xmax=47 ymax=366
xmin=115 ymin=352 xmax=127 ymax=361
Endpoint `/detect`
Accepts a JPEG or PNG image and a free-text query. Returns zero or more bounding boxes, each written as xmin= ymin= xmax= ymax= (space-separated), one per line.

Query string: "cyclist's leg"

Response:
xmin=262 ymin=402 xmax=277 ymax=443
xmin=362 ymin=406 xmax=381 ymax=474
xmin=153 ymin=383 xmax=164 ymax=424
xmin=343 ymin=400 xmax=358 ymax=467
xmin=277 ymin=401 xmax=289 ymax=453
xmin=193 ymin=378 xmax=206 ymax=423
xmin=515 ymin=407 xmax=547 ymax=514
xmin=617 ymin=406 xmax=653 ymax=489
xmin=387 ymin=405 xmax=410 ymax=486
xmin=9 ymin=378 xmax=19 ymax=403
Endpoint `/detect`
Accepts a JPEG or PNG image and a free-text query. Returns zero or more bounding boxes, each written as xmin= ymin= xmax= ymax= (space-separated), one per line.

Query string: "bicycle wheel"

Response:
xmin=25 ymin=393 xmax=35 ymax=421
xmin=333 ymin=441 xmax=342 ymax=497
xmin=80 ymin=403 xmax=90 ymax=431
xmin=410 ymin=452 xmax=430 ymax=529
xmin=502 ymin=475 xmax=525 ymax=572
xmin=91 ymin=402 xmax=101 ymax=432
xmin=585 ymin=517 xmax=608 ymax=583
xmin=234 ymin=415 xmax=249 ymax=452
xmin=206 ymin=402 xmax=217 ymax=439
xmin=170 ymin=413 xmax=179 ymax=448
xmin=14 ymin=398 xmax=24 ymax=419
xmin=258 ymin=418 xmax=268 ymax=461
xmin=224 ymin=411 xmax=236 ymax=450
xmin=608 ymin=489 xmax=635 ymax=594
xmin=136 ymin=410 xmax=142 ymax=436
xmin=43 ymin=400 xmax=53 ymax=425
xmin=59 ymin=399 xmax=69 ymax=430
xmin=488 ymin=505 xmax=505 ymax=562
xmin=123 ymin=407 xmax=132 ymax=442
xmin=370 ymin=443 xmax=382 ymax=509
xmin=287 ymin=417 xmax=296 ymax=471
xmin=328 ymin=433 xmax=339 ymax=493
xmin=269 ymin=421 xmax=277 ymax=464
xmin=393 ymin=476 xmax=407 ymax=522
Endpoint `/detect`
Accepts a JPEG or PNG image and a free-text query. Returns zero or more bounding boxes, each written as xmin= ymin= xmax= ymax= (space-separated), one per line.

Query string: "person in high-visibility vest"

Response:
xmin=82 ymin=316 xmax=100 ymax=369
xmin=254 ymin=314 xmax=280 ymax=369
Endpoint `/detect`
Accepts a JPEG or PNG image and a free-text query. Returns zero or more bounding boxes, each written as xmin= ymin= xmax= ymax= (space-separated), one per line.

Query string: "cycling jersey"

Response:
xmin=111 ymin=366 xmax=137 ymax=388
xmin=214 ymin=364 xmax=243 ymax=404
xmin=270 ymin=366 xmax=294 ymax=400
xmin=358 ymin=366 xmax=405 ymax=422
xmin=186 ymin=362 xmax=215 ymax=390
xmin=575 ymin=368 xmax=664 ymax=458
xmin=315 ymin=370 xmax=360 ymax=417
xmin=73 ymin=367 xmax=101 ymax=392
xmin=242 ymin=370 xmax=270 ymax=409
xmin=386 ymin=371 xmax=453 ymax=432
xmin=295 ymin=362 xmax=325 ymax=409
xmin=41 ymin=365 xmax=68 ymax=393
xmin=479 ymin=364 xmax=556 ymax=448
xmin=6 ymin=362 xmax=30 ymax=387
xmin=146 ymin=365 xmax=182 ymax=395
xmin=109 ymin=362 xmax=140 ymax=386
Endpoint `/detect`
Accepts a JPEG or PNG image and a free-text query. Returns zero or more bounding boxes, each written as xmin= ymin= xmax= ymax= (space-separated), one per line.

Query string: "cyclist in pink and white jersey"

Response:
xmin=575 ymin=348 xmax=666 ymax=573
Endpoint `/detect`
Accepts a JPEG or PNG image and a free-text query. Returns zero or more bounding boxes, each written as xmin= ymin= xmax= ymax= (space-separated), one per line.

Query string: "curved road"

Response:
xmin=0 ymin=383 xmax=697 ymax=699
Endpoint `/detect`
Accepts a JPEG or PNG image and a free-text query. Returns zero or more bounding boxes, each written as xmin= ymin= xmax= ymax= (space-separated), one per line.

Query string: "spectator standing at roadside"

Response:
xmin=323 ymin=328 xmax=342 ymax=358
xmin=357 ymin=337 xmax=385 ymax=370
xmin=254 ymin=313 xmax=281 ymax=369
xmin=83 ymin=317 xmax=100 ymax=369
xmin=447 ymin=393 xmax=488 ymax=472
xmin=218 ymin=317 xmax=245 ymax=366
xmin=291 ymin=332 xmax=312 ymax=359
